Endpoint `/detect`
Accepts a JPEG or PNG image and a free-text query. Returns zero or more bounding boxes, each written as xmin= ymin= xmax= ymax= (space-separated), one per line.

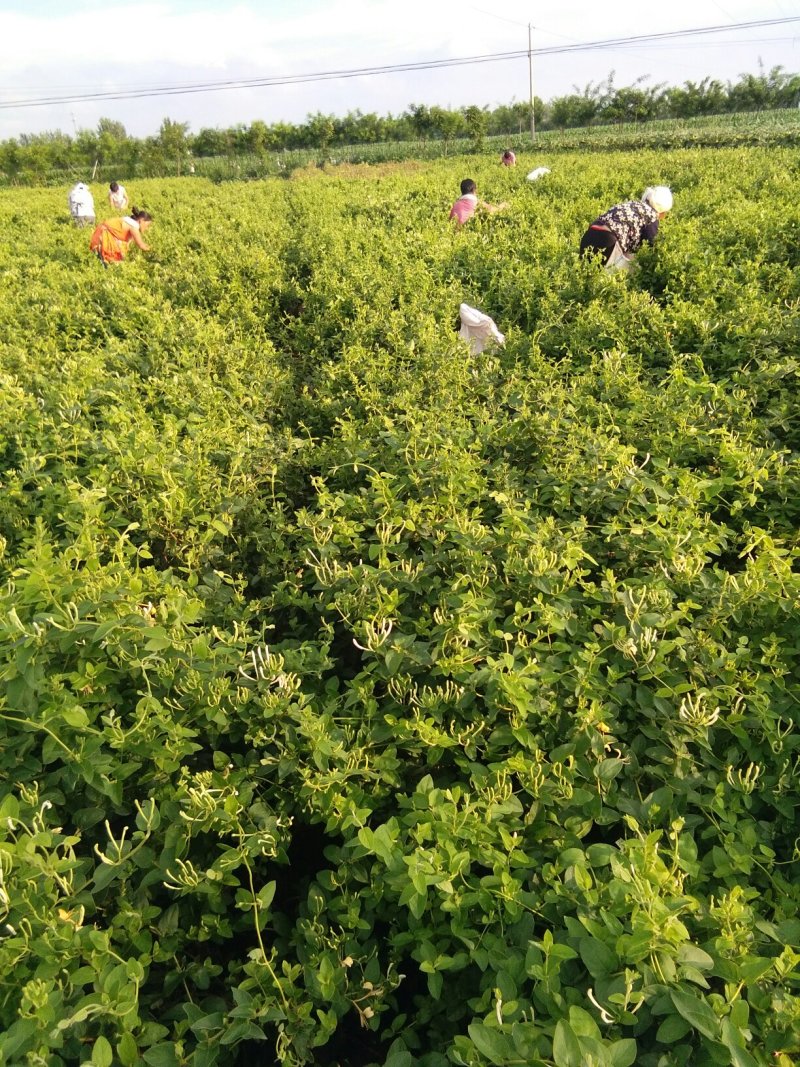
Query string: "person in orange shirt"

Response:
xmin=90 ymin=207 xmax=153 ymax=265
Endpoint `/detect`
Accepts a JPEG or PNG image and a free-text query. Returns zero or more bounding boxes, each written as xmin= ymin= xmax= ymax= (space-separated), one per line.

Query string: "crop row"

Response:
xmin=0 ymin=147 xmax=798 ymax=1066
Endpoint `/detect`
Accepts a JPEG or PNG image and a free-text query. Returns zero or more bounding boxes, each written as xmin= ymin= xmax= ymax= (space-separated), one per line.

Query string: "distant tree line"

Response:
xmin=1 ymin=65 xmax=798 ymax=183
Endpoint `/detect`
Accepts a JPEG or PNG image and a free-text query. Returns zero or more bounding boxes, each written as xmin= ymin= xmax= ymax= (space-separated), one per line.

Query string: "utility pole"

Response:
xmin=528 ymin=23 xmax=536 ymax=141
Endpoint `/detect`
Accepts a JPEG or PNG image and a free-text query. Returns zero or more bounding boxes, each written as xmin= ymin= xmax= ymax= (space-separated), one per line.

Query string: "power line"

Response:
xmin=0 ymin=16 xmax=797 ymax=111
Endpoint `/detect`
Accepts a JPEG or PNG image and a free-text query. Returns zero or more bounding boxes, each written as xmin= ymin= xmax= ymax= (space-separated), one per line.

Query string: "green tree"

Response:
xmin=96 ymin=117 xmax=128 ymax=173
xmin=407 ymin=103 xmax=435 ymax=141
xmin=462 ymin=105 xmax=488 ymax=151
xmin=246 ymin=120 xmax=270 ymax=156
xmin=304 ymin=112 xmax=335 ymax=152
xmin=74 ymin=128 xmax=99 ymax=171
xmin=727 ymin=64 xmax=800 ymax=112
xmin=0 ymin=139 xmax=22 ymax=180
xmin=602 ymin=77 xmax=665 ymax=123
xmin=489 ymin=99 xmax=541 ymax=135
xmin=158 ymin=117 xmax=190 ymax=173
xmin=429 ymin=106 xmax=463 ymax=154
xmin=192 ymin=127 xmax=231 ymax=157
xmin=664 ymin=77 xmax=726 ymax=118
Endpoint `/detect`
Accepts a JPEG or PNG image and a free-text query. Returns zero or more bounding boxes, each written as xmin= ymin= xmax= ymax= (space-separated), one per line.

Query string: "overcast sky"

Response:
xmin=0 ymin=0 xmax=798 ymax=140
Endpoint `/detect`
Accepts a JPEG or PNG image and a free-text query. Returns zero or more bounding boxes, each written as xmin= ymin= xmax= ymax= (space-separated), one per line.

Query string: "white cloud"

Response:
xmin=0 ymin=0 xmax=797 ymax=138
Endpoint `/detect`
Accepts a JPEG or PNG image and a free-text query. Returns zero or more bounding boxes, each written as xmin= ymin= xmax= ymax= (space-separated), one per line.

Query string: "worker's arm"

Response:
xmin=130 ymin=227 xmax=150 ymax=251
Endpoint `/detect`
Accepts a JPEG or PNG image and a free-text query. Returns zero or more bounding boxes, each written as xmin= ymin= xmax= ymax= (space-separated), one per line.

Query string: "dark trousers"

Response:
xmin=579 ymin=227 xmax=617 ymax=264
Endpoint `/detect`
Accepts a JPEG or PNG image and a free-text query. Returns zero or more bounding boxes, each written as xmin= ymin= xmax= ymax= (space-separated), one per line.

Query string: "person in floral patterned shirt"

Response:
xmin=579 ymin=186 xmax=673 ymax=270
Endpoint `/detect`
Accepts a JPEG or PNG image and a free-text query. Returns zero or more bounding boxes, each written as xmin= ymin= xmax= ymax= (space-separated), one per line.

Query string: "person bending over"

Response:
xmin=579 ymin=186 xmax=673 ymax=270
xmin=90 ymin=208 xmax=152 ymax=265
xmin=108 ymin=181 xmax=129 ymax=211
xmin=68 ymin=182 xmax=96 ymax=227
xmin=449 ymin=179 xmax=508 ymax=225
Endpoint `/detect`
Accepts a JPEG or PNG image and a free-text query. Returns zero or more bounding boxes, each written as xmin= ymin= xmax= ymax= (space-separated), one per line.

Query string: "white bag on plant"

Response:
xmin=459 ymin=303 xmax=505 ymax=354
xmin=605 ymin=242 xmax=634 ymax=273
xmin=526 ymin=167 xmax=551 ymax=181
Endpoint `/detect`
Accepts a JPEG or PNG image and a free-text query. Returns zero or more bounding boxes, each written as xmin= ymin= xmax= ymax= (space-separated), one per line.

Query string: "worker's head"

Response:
xmin=460 ymin=178 xmax=477 ymax=195
xmin=110 ymin=181 xmax=120 ymax=192
xmin=131 ymin=207 xmax=153 ymax=232
xmin=642 ymin=185 xmax=673 ymax=218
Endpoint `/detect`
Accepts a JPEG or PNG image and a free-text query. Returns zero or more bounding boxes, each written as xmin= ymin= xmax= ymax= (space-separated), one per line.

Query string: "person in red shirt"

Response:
xmin=449 ymin=179 xmax=508 ymax=225
xmin=501 ymin=149 xmax=516 ymax=166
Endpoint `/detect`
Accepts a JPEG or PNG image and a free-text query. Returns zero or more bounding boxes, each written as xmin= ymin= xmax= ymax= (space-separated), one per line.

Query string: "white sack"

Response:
xmin=459 ymin=303 xmax=505 ymax=355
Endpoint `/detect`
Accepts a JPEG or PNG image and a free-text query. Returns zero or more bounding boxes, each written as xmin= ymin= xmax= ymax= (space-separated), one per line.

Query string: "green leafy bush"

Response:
xmin=0 ymin=154 xmax=799 ymax=1065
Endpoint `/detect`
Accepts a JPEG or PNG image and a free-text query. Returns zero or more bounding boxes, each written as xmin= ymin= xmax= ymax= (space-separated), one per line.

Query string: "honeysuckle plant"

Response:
xmin=0 ymin=148 xmax=799 ymax=1066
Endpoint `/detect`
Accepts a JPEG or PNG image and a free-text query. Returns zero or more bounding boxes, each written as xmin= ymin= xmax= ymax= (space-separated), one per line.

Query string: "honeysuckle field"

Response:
xmin=1 ymin=146 xmax=799 ymax=1067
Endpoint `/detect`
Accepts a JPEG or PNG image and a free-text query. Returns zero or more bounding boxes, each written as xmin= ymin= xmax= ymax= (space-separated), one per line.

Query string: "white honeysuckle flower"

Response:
xmin=587 ymin=987 xmax=614 ymax=1024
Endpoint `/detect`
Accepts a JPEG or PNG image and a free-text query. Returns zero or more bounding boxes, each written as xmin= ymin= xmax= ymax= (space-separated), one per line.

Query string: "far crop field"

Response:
xmin=0 ymin=146 xmax=799 ymax=1067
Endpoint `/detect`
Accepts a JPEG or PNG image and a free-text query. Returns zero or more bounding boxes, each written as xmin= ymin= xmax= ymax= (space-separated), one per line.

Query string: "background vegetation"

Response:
xmin=1 ymin=63 xmax=799 ymax=185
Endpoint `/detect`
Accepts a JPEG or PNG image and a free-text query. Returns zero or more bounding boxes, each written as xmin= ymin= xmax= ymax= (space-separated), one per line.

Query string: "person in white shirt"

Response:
xmin=108 ymin=181 xmax=128 ymax=211
xmin=68 ymin=182 xmax=96 ymax=227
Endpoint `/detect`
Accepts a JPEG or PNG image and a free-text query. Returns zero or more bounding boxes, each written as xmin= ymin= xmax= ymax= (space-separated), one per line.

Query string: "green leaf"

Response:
xmin=567 ymin=1005 xmax=600 ymax=1039
xmin=317 ymin=954 xmax=337 ymax=999
xmin=467 ymin=1023 xmax=515 ymax=1065
xmin=219 ymin=1021 xmax=267 ymax=1045
xmin=585 ymin=843 xmax=616 ymax=867
xmin=117 ymin=1033 xmax=139 ymax=1067
xmin=739 ymin=957 xmax=774 ymax=983
xmin=670 ymin=989 xmax=719 ymax=1040
xmin=656 ymin=1014 xmax=692 ymax=1043
xmin=142 ymin=1043 xmax=180 ymax=1067
xmin=191 ymin=1012 xmax=224 ymax=1033
xmin=721 ymin=1018 xmax=759 ymax=1067
xmin=552 ymin=1020 xmax=582 ymax=1067
xmin=62 ymin=705 xmax=89 ymax=728
xmin=776 ymin=919 xmax=800 ymax=946
xmin=93 ymin=861 xmax=121 ymax=892
xmin=609 ymin=1039 xmax=637 ymax=1067
xmin=0 ymin=1018 xmax=38 ymax=1059
xmin=728 ymin=1048 xmax=759 ymax=1067
xmin=595 ymin=757 xmax=626 ymax=783
xmin=384 ymin=649 xmax=404 ymax=674
xmin=92 ymin=1035 xmax=113 ymax=1067
xmin=677 ymin=944 xmax=715 ymax=969
xmin=384 ymin=1051 xmax=414 ymax=1067
xmin=579 ymin=936 xmax=617 ymax=978
xmin=357 ymin=822 xmax=397 ymax=865
xmin=257 ymin=880 xmax=276 ymax=910
xmin=144 ymin=632 xmax=173 ymax=651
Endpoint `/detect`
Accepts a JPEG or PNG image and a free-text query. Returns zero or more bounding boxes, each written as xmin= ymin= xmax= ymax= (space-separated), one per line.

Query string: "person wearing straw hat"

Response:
xmin=579 ymin=186 xmax=673 ymax=271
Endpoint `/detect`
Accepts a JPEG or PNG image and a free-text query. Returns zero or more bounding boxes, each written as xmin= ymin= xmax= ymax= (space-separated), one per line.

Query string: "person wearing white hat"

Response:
xmin=579 ymin=185 xmax=673 ymax=271
xmin=67 ymin=181 xmax=96 ymax=227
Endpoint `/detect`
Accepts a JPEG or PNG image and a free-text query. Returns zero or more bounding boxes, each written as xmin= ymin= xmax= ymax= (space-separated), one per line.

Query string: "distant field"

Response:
xmin=1 ymin=146 xmax=799 ymax=1066
xmin=15 ymin=107 xmax=800 ymax=187
xmin=184 ymin=109 xmax=800 ymax=181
